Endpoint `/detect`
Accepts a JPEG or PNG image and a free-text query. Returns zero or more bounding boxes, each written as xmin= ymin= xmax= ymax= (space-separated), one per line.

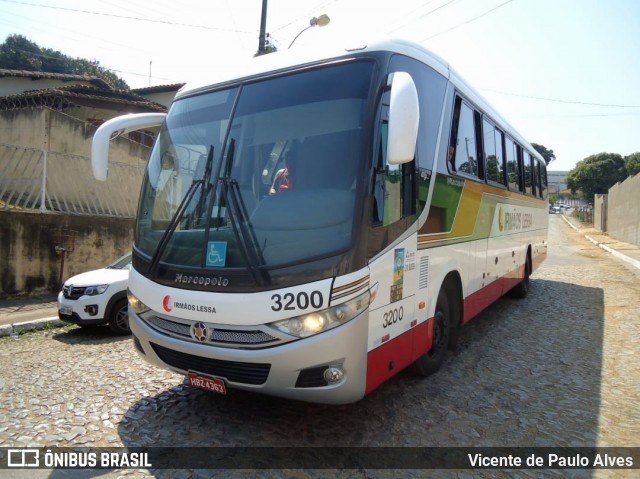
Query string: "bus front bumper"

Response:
xmin=128 ymin=309 xmax=370 ymax=405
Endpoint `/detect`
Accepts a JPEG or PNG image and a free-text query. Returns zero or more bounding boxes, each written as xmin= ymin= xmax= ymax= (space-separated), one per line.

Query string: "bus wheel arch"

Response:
xmin=511 ymin=246 xmax=532 ymax=299
xmin=412 ymin=272 xmax=462 ymax=376
xmin=442 ymin=272 xmax=463 ymax=351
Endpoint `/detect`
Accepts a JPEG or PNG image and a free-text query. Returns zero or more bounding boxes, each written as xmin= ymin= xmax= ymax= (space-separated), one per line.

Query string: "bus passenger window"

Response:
xmin=524 ymin=153 xmax=535 ymax=196
xmin=453 ymin=100 xmax=479 ymax=178
xmin=540 ymin=162 xmax=548 ymax=199
xmin=483 ymin=119 xmax=506 ymax=186
xmin=536 ymin=160 xmax=547 ymax=199
xmin=506 ymin=137 xmax=520 ymax=191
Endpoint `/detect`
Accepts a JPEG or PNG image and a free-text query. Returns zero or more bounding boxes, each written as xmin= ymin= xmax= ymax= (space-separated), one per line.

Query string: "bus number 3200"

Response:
xmin=382 ymin=306 xmax=403 ymax=328
xmin=271 ymin=291 xmax=323 ymax=312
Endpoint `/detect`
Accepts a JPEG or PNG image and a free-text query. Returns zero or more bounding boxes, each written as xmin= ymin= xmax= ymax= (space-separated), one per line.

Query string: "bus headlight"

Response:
xmin=269 ymin=290 xmax=369 ymax=338
xmin=128 ymin=290 xmax=150 ymax=315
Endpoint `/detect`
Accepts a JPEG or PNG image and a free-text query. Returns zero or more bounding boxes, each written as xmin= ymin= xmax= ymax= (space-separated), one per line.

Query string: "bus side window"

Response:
xmin=452 ymin=99 xmax=479 ymax=179
xmin=540 ymin=161 xmax=548 ymax=199
xmin=506 ymin=136 xmax=520 ymax=191
xmin=483 ymin=118 xmax=506 ymax=186
xmin=524 ymin=152 xmax=535 ymax=196
xmin=536 ymin=160 xmax=547 ymax=199
xmin=373 ymin=121 xmax=414 ymax=227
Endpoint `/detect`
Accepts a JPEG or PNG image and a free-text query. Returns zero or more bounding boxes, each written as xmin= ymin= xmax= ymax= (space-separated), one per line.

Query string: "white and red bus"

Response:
xmin=92 ymin=39 xmax=548 ymax=404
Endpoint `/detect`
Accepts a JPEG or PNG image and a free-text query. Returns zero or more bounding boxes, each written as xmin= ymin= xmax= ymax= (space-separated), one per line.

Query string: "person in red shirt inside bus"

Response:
xmin=270 ymin=152 xmax=296 ymax=193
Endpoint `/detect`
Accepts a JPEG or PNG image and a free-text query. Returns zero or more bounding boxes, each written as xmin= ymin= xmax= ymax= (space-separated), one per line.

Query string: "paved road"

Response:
xmin=1 ymin=215 xmax=639 ymax=478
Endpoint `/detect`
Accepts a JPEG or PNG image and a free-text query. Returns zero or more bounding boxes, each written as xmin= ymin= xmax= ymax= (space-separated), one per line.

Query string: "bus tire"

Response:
xmin=108 ymin=298 xmax=131 ymax=335
xmin=412 ymin=288 xmax=451 ymax=376
xmin=511 ymin=253 xmax=531 ymax=299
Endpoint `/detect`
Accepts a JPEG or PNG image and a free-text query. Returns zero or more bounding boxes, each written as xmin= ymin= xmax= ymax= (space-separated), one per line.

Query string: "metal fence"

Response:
xmin=0 ymin=143 xmax=145 ymax=217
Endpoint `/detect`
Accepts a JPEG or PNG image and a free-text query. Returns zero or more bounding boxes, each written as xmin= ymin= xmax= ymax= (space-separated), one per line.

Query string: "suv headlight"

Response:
xmin=84 ymin=284 xmax=108 ymax=296
xmin=268 ymin=290 xmax=370 ymax=339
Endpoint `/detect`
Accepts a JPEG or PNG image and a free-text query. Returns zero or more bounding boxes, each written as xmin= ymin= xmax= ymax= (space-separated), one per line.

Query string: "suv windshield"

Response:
xmin=135 ymin=60 xmax=373 ymax=278
xmin=107 ymin=253 xmax=132 ymax=270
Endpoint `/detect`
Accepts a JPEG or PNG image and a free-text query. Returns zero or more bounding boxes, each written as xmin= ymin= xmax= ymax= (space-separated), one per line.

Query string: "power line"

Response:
xmin=387 ymin=0 xmax=459 ymax=35
xmin=0 ymin=0 xmax=252 ymax=33
xmin=271 ymin=0 xmax=338 ymax=33
xmin=482 ymin=88 xmax=640 ymax=108
xmin=420 ymin=0 xmax=513 ymax=41
xmin=514 ymin=111 xmax=640 ymax=119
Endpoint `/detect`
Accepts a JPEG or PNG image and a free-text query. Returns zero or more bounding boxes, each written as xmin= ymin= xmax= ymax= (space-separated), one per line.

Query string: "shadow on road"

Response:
xmin=52 ymin=325 xmax=132 ymax=345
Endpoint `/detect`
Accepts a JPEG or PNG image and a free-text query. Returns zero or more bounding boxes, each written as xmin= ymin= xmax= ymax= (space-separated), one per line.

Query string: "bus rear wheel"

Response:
xmin=511 ymin=254 xmax=531 ymax=299
xmin=412 ymin=288 xmax=451 ymax=376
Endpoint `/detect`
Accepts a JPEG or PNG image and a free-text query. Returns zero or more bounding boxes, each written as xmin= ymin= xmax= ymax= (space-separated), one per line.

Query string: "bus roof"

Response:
xmin=175 ymin=38 xmax=544 ymax=164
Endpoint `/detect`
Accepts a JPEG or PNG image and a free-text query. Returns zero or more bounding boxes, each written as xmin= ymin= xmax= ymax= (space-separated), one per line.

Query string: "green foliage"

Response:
xmin=531 ymin=143 xmax=556 ymax=165
xmin=566 ymin=152 xmax=627 ymax=202
xmin=0 ymin=34 xmax=129 ymax=90
xmin=624 ymin=152 xmax=640 ymax=177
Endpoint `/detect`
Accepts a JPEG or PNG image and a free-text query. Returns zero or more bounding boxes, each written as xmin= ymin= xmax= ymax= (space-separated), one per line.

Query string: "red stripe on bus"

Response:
xmin=365 ymin=262 xmax=531 ymax=395
xmin=365 ymin=320 xmax=431 ymax=394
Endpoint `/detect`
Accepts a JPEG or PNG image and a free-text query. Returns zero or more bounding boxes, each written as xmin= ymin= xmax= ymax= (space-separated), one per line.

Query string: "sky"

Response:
xmin=0 ymin=0 xmax=639 ymax=172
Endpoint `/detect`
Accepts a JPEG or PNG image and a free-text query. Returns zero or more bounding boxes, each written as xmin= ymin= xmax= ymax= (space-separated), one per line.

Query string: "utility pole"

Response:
xmin=257 ymin=0 xmax=268 ymax=55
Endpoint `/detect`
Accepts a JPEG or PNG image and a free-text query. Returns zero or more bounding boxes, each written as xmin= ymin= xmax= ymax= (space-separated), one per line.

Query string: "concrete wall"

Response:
xmin=593 ymin=194 xmax=607 ymax=232
xmin=0 ymin=210 xmax=133 ymax=297
xmin=607 ymin=174 xmax=640 ymax=246
xmin=0 ymin=108 xmax=148 ymax=217
xmin=0 ymin=107 xmax=151 ymax=159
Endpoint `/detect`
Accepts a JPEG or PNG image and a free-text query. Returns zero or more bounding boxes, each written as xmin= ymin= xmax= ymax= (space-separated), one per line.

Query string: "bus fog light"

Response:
xmin=324 ymin=367 xmax=344 ymax=384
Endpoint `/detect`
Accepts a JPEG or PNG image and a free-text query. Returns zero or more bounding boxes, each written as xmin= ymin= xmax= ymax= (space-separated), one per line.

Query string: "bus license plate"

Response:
xmin=188 ymin=372 xmax=227 ymax=395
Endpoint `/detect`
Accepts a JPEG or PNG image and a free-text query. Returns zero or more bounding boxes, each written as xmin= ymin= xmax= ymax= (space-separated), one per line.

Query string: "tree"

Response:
xmin=0 ymin=34 xmax=129 ymax=90
xmin=531 ymin=143 xmax=556 ymax=165
xmin=624 ymin=152 xmax=640 ymax=177
xmin=566 ymin=152 xmax=627 ymax=202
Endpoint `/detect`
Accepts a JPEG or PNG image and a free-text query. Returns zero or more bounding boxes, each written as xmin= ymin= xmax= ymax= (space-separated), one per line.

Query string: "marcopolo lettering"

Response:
xmin=174 ymin=273 xmax=229 ymax=287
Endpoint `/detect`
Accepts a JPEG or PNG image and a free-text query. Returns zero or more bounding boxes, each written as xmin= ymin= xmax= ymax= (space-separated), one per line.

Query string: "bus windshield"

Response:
xmin=135 ymin=60 xmax=373 ymax=276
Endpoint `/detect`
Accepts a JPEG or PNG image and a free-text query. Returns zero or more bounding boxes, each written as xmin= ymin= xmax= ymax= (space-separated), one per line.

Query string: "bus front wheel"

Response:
xmin=412 ymin=288 xmax=451 ymax=376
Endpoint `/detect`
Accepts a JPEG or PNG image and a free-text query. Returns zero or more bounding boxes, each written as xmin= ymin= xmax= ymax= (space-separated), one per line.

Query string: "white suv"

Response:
xmin=58 ymin=253 xmax=131 ymax=335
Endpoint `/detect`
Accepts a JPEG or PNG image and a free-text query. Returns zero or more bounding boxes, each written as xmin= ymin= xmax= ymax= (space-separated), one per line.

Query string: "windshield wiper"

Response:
xmin=148 ymin=145 xmax=214 ymax=276
xmin=214 ymin=138 xmax=270 ymax=286
xmin=221 ymin=176 xmax=269 ymax=285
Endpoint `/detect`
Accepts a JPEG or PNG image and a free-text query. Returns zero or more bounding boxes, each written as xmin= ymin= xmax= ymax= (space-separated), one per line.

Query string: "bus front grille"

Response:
xmin=142 ymin=315 xmax=281 ymax=347
xmin=150 ymin=342 xmax=271 ymax=385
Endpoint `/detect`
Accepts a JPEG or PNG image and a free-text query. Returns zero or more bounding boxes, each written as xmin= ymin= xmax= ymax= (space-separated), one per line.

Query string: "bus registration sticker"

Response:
xmin=188 ymin=371 xmax=227 ymax=395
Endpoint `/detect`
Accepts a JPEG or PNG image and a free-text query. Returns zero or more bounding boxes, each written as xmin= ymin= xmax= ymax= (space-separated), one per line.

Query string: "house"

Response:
xmin=0 ymin=69 xmax=183 ymax=296
xmin=0 ymin=69 xmax=182 ymax=215
xmin=133 ymin=83 xmax=185 ymax=109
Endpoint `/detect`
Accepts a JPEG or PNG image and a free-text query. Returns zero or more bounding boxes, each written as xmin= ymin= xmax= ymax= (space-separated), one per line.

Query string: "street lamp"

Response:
xmin=288 ymin=14 xmax=330 ymax=49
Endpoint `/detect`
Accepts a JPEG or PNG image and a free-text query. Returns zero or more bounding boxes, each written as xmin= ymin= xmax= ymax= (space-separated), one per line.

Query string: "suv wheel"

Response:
xmin=108 ymin=298 xmax=130 ymax=335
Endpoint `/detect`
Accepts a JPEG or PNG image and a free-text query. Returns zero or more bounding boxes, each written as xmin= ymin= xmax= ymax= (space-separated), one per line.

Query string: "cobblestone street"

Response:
xmin=1 ymin=215 xmax=639 ymax=478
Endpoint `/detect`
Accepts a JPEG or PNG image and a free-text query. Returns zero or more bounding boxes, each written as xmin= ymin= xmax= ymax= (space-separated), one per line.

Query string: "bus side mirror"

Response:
xmin=91 ymin=113 xmax=166 ymax=181
xmin=387 ymin=72 xmax=419 ymax=165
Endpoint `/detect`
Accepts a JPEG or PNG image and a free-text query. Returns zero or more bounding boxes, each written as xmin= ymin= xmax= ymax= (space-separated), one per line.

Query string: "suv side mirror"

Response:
xmin=387 ymin=72 xmax=419 ymax=165
xmin=91 ymin=113 xmax=166 ymax=181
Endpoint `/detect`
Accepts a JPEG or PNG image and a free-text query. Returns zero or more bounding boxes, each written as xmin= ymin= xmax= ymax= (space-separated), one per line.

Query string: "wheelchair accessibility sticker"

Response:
xmin=206 ymin=241 xmax=227 ymax=267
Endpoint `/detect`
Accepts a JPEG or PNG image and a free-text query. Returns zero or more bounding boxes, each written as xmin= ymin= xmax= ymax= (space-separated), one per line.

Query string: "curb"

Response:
xmin=561 ymin=215 xmax=640 ymax=271
xmin=584 ymin=235 xmax=640 ymax=271
xmin=0 ymin=317 xmax=64 ymax=338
